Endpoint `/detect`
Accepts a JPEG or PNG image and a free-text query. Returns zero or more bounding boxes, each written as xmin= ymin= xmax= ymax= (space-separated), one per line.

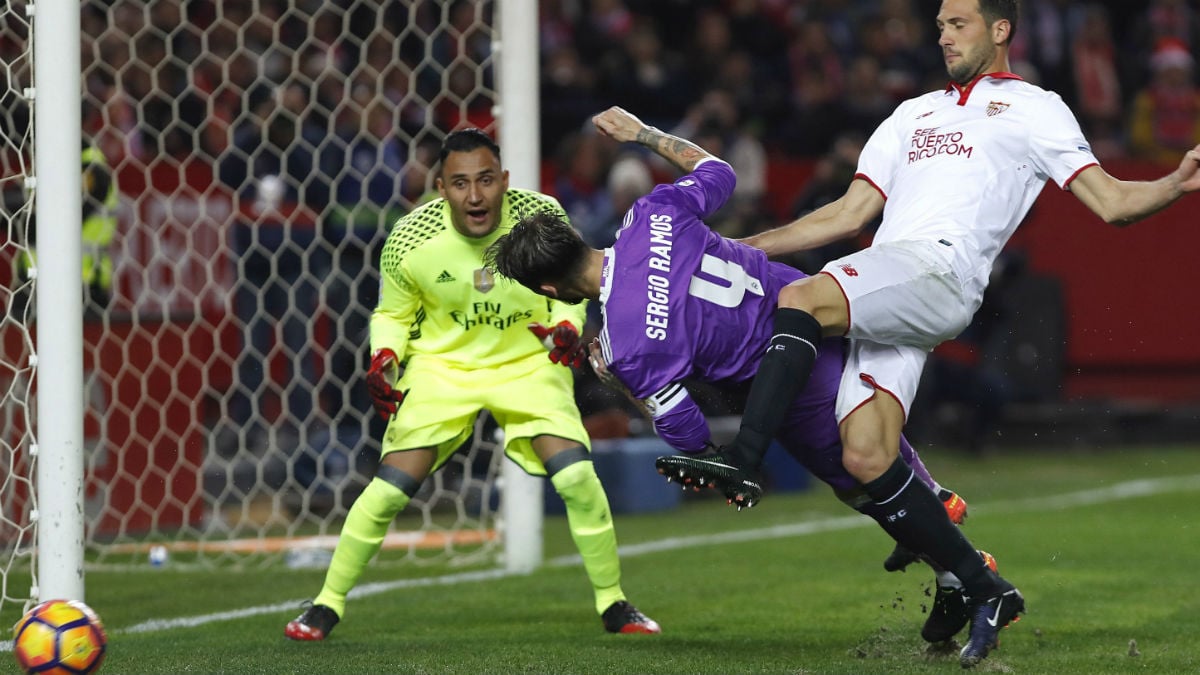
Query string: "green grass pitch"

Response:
xmin=4 ymin=444 xmax=1200 ymax=674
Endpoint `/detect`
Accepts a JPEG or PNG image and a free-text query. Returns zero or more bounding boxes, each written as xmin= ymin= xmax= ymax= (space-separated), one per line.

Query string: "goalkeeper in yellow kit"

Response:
xmin=285 ymin=128 xmax=659 ymax=640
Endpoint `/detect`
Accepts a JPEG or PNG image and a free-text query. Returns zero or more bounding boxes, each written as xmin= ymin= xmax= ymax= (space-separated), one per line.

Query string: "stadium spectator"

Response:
xmin=540 ymin=45 xmax=604 ymax=152
xmin=486 ymin=105 xmax=993 ymax=649
xmin=855 ymin=10 xmax=929 ymax=104
xmin=399 ymin=136 xmax=442 ymax=206
xmin=600 ymin=153 xmax=655 ymax=248
xmin=662 ymin=0 xmax=1200 ymax=666
xmin=1071 ymin=4 xmax=1123 ymax=158
xmin=801 ymin=0 xmax=860 ymax=61
xmin=671 ymin=88 xmax=768 ymax=239
xmin=1014 ymin=0 xmax=1084 ymax=107
xmin=429 ymin=0 xmax=493 ymax=86
xmin=285 ymin=128 xmax=659 ymax=642
xmin=434 ymin=61 xmax=497 ymax=133
xmin=596 ymin=18 xmax=691 ymax=129
xmin=783 ymin=132 xmax=874 ymax=274
xmin=1125 ymin=0 xmax=1200 ymax=96
xmin=538 ymin=0 xmax=579 ymax=56
xmin=551 ymin=130 xmax=617 ymax=250
xmin=1128 ymin=38 xmax=1200 ymax=165
xmin=575 ymin=0 xmax=635 ymax=64
xmin=320 ymin=95 xmax=407 ymax=433
xmin=841 ymin=55 xmax=899 ymax=137
xmin=13 ymin=140 xmax=118 ymax=315
xmin=686 ymin=7 xmax=736 ymax=97
xmin=784 ymin=19 xmax=848 ymax=156
xmin=216 ymin=80 xmax=331 ymax=456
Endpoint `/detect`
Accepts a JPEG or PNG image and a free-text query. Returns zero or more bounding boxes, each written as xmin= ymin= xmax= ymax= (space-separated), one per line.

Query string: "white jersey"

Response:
xmin=856 ymin=72 xmax=1098 ymax=307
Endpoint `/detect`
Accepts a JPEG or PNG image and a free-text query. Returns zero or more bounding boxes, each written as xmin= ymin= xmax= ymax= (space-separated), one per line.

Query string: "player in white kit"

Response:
xmin=659 ymin=0 xmax=1200 ymax=668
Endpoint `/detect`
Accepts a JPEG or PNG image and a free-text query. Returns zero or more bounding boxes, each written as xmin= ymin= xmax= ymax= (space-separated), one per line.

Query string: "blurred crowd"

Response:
xmin=25 ymin=0 xmax=1188 ymax=241
xmin=543 ymin=0 xmax=1200 ymax=161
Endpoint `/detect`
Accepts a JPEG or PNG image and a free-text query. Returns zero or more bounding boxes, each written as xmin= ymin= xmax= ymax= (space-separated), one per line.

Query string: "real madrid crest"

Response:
xmin=473 ymin=268 xmax=495 ymax=293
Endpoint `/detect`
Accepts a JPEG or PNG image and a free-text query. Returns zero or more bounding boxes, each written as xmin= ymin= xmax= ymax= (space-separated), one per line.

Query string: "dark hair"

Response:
xmin=979 ymin=0 xmax=1019 ymax=44
xmin=484 ymin=210 xmax=589 ymax=291
xmin=438 ymin=128 xmax=501 ymax=170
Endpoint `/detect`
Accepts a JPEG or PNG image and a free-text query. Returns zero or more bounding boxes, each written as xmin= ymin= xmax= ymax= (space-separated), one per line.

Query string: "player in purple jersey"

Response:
xmin=658 ymin=0 xmax=1196 ymax=665
xmin=486 ymin=106 xmax=997 ymax=646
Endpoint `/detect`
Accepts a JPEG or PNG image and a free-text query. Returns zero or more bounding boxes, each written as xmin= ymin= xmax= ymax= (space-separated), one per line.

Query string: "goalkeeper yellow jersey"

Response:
xmin=371 ymin=188 xmax=587 ymax=370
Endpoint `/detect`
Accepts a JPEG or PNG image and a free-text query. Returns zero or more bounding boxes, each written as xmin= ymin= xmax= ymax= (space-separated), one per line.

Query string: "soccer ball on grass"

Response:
xmin=12 ymin=599 xmax=107 ymax=675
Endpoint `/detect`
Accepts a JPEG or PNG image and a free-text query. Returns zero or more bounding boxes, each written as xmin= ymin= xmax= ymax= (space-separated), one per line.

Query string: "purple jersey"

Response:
xmin=597 ymin=159 xmax=844 ymax=457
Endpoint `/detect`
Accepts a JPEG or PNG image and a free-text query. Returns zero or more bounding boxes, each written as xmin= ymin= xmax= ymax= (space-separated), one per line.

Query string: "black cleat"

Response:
xmin=923 ymin=584 xmax=969 ymax=643
xmin=285 ymin=602 xmax=340 ymax=641
xmin=959 ymin=585 xmax=1024 ymax=668
xmin=924 ymin=551 xmax=998 ymax=644
xmin=654 ymin=452 xmax=763 ymax=509
xmin=601 ymin=601 xmax=661 ymax=634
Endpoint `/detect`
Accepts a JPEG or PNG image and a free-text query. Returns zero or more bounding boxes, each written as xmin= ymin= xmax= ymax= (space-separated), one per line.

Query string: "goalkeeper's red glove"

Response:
xmin=527 ymin=321 xmax=586 ymax=368
xmin=366 ymin=348 xmax=407 ymax=420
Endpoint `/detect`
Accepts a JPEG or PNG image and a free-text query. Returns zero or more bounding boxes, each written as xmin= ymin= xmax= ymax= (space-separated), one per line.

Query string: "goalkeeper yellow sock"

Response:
xmin=313 ymin=477 xmax=411 ymax=618
xmin=551 ymin=460 xmax=625 ymax=615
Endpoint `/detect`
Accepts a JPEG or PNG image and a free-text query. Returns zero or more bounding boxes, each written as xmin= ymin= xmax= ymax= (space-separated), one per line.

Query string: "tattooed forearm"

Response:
xmin=635 ymin=127 xmax=711 ymax=173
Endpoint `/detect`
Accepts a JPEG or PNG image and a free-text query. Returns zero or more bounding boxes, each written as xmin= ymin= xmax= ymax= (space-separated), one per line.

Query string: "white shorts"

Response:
xmin=820 ymin=239 xmax=977 ymax=348
xmin=821 ymin=239 xmax=979 ymax=422
xmin=834 ymin=338 xmax=928 ymax=422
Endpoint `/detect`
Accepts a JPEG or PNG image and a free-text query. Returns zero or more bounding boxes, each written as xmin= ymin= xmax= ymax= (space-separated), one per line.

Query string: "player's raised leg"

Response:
xmin=655 ymin=307 xmax=824 ymax=508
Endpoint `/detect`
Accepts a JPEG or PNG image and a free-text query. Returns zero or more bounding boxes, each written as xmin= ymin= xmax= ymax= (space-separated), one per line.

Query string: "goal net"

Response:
xmin=1 ymin=0 xmax=542 ymax=616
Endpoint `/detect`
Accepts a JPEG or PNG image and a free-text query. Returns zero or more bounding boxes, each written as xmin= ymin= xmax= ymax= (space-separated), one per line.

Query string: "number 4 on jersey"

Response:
xmin=688 ymin=254 xmax=764 ymax=308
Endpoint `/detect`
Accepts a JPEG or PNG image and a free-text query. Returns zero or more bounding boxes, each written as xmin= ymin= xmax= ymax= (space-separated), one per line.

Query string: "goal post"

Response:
xmin=496 ymin=0 xmax=544 ymax=575
xmin=32 ymin=0 xmax=85 ymax=605
xmin=0 ymin=0 xmax=547 ymax=617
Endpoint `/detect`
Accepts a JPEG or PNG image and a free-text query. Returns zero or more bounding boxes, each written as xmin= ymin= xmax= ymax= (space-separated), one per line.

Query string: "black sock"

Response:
xmin=863 ymin=457 xmax=1002 ymax=598
xmin=728 ymin=308 xmax=821 ymax=468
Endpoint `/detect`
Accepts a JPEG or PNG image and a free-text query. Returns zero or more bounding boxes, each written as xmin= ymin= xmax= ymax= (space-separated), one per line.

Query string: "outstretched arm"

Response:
xmin=1069 ymin=145 xmax=1200 ymax=226
xmin=592 ymin=106 xmax=714 ymax=174
xmin=738 ymin=178 xmax=885 ymax=257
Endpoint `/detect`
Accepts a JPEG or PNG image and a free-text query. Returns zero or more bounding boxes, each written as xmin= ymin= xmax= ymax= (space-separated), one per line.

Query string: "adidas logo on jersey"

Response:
xmin=436 ymin=270 xmax=456 ymax=283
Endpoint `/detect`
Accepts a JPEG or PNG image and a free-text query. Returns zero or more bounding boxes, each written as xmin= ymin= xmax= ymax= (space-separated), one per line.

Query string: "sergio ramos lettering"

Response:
xmin=644 ymin=213 xmax=674 ymax=341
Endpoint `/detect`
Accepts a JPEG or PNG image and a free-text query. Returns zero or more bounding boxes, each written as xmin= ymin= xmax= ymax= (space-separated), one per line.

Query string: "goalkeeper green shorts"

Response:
xmin=383 ymin=352 xmax=589 ymax=476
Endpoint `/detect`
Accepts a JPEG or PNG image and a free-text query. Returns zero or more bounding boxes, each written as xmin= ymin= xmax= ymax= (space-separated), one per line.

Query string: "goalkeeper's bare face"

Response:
xmin=437 ymin=147 xmax=510 ymax=238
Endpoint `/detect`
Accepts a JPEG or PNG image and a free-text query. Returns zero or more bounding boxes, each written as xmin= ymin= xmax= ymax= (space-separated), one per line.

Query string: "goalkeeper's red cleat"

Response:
xmin=285 ymin=602 xmax=339 ymax=641
xmin=601 ymin=601 xmax=661 ymax=634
